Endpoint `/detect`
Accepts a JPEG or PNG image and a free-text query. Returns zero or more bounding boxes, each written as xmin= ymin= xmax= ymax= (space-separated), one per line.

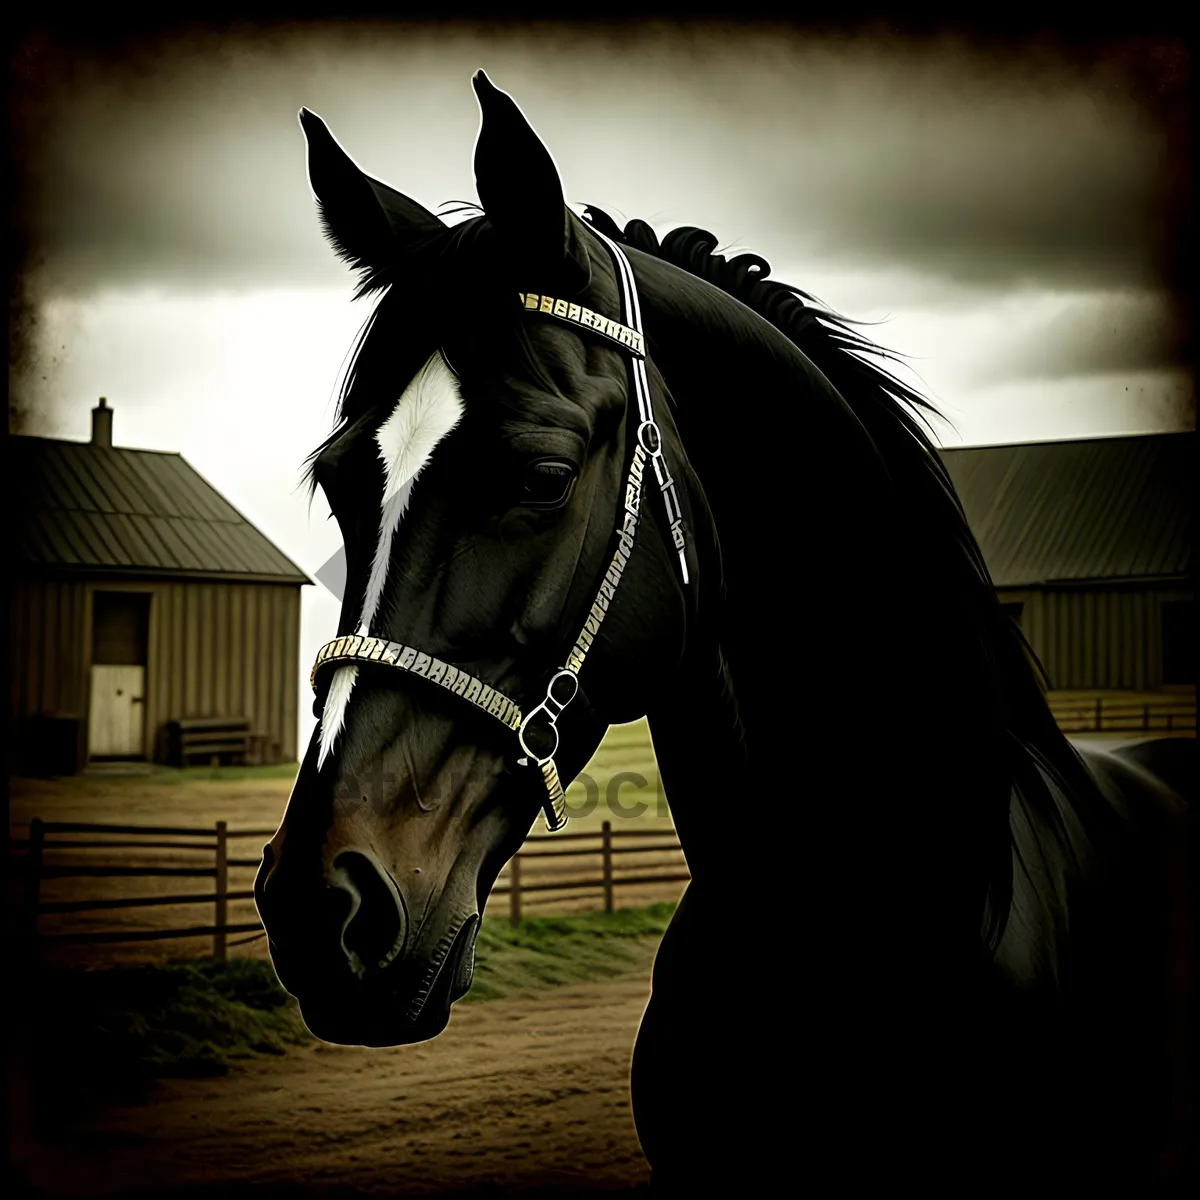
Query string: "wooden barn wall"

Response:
xmin=1001 ymin=585 xmax=1194 ymax=690
xmin=9 ymin=576 xmax=89 ymax=720
xmin=148 ymin=580 xmax=301 ymax=763
xmin=11 ymin=577 xmax=301 ymax=764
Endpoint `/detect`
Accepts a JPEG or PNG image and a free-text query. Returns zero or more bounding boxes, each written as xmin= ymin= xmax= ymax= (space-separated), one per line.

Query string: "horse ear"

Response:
xmin=471 ymin=71 xmax=592 ymax=295
xmin=299 ymin=108 xmax=444 ymax=274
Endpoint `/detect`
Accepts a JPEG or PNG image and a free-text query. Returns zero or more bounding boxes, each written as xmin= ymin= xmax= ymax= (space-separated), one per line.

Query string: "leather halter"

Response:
xmin=310 ymin=233 xmax=688 ymax=832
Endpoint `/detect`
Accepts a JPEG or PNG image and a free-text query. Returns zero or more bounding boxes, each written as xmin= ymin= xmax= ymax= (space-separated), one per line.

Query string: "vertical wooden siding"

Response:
xmin=146 ymin=580 xmax=300 ymax=763
xmin=9 ymin=577 xmax=88 ymax=718
xmin=1011 ymin=585 xmax=1192 ymax=690
xmin=11 ymin=577 xmax=301 ymax=764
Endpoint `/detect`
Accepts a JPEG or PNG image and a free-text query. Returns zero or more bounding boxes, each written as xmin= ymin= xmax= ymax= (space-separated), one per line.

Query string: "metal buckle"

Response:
xmin=517 ymin=669 xmax=579 ymax=831
xmin=517 ymin=670 xmax=578 ymax=765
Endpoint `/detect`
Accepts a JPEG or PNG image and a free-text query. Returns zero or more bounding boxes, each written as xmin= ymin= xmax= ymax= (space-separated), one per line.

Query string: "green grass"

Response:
xmin=464 ymin=903 xmax=676 ymax=1002
xmin=123 ymin=762 xmax=302 ymax=786
xmin=26 ymin=957 xmax=310 ymax=1105
xmin=168 ymin=762 xmax=300 ymax=784
xmin=21 ymin=904 xmax=676 ymax=1122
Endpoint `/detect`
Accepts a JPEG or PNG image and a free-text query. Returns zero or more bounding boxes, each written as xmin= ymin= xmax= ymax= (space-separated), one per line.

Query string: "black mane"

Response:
xmin=580 ymin=204 xmax=1109 ymax=952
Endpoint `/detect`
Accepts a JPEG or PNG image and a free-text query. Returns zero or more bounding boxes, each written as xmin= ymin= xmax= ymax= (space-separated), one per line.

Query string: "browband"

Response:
xmin=519 ymin=293 xmax=645 ymax=357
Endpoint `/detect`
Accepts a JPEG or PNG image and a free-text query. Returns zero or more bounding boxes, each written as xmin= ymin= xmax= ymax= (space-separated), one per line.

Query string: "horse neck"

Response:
xmin=642 ymin=283 xmax=1009 ymax=952
xmin=645 ymin=640 xmax=750 ymax=879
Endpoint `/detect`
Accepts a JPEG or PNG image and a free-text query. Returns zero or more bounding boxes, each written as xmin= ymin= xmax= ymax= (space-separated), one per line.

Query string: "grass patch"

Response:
xmin=464 ymin=903 xmax=676 ymax=1003
xmin=20 ymin=904 xmax=675 ymax=1125
xmin=157 ymin=762 xmax=303 ymax=784
xmin=24 ymin=958 xmax=310 ymax=1123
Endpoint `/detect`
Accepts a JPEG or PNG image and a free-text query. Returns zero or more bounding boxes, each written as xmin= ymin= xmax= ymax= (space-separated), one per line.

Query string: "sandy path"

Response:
xmin=18 ymin=957 xmax=659 ymax=1198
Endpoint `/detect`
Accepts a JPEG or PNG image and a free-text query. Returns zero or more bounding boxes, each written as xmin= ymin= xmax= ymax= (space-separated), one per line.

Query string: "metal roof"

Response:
xmin=13 ymin=429 xmax=1188 ymax=590
xmin=937 ymin=432 xmax=1193 ymax=588
xmin=13 ymin=435 xmax=311 ymax=583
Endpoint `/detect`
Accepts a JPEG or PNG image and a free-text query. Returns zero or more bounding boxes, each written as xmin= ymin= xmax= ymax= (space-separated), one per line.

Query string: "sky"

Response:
xmin=10 ymin=21 xmax=1192 ymax=754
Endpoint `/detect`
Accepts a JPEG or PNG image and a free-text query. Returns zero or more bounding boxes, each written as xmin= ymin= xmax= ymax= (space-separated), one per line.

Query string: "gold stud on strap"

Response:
xmin=518 ymin=293 xmax=645 ymax=358
xmin=310 ymin=635 xmax=524 ymax=732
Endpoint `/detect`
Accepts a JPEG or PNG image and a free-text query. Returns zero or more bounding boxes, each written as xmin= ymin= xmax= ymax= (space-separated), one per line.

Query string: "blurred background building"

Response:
xmin=10 ymin=398 xmax=311 ymax=774
xmin=940 ymin=432 xmax=1193 ymax=691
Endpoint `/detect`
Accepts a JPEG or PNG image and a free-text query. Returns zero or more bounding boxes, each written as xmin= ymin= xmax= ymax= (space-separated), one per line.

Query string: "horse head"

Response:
xmin=255 ymin=72 xmax=700 ymax=1046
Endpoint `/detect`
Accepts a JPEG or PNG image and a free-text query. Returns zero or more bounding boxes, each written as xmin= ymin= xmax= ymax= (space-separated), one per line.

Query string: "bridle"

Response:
xmin=309 ymin=233 xmax=689 ymax=833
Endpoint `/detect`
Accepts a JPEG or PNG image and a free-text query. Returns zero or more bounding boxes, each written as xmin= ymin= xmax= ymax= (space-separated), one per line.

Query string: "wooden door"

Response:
xmin=88 ymin=591 xmax=150 ymax=759
xmin=88 ymin=665 xmax=146 ymax=755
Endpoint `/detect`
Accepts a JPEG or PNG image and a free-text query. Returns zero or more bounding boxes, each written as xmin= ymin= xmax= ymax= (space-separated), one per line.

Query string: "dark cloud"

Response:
xmin=693 ymin=38 xmax=1186 ymax=294
xmin=10 ymin=24 xmax=1188 ymax=304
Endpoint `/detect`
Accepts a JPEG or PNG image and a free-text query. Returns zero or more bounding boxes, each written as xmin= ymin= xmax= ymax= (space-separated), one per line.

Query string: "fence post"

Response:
xmin=602 ymin=820 xmax=614 ymax=915
xmin=214 ymin=820 xmax=228 ymax=963
xmin=1094 ymin=698 xmax=1103 ymax=732
xmin=509 ymin=852 xmax=521 ymax=927
xmin=23 ymin=818 xmax=45 ymax=943
xmin=1143 ymin=704 xmax=1150 ymax=733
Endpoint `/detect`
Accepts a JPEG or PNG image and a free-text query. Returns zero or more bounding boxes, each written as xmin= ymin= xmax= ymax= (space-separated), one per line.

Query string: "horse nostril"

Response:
xmin=329 ymin=852 xmax=407 ymax=978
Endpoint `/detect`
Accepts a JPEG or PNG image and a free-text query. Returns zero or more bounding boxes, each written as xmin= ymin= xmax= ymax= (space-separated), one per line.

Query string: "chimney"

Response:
xmin=92 ymin=397 xmax=113 ymax=448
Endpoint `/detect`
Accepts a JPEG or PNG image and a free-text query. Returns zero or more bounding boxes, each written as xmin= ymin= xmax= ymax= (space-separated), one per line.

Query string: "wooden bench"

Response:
xmin=165 ymin=717 xmax=266 ymax=767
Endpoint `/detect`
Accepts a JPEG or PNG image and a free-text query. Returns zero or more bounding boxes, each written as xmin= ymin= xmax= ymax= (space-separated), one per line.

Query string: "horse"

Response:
xmin=255 ymin=71 xmax=1193 ymax=1192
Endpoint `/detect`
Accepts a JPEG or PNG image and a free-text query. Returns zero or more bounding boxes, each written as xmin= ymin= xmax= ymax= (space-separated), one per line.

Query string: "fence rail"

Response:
xmin=13 ymin=817 xmax=688 ymax=958
xmin=1049 ymin=698 xmax=1196 ymax=734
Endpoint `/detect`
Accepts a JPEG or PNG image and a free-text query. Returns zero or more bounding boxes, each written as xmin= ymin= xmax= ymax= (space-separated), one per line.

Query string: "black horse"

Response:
xmin=256 ymin=72 xmax=1192 ymax=1192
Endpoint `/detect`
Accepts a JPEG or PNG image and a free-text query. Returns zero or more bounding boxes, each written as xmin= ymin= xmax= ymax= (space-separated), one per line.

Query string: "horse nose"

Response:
xmin=328 ymin=851 xmax=408 ymax=979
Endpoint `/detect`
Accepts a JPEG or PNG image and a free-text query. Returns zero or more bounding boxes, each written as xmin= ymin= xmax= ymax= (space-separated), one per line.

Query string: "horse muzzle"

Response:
xmin=255 ymin=842 xmax=482 ymax=1046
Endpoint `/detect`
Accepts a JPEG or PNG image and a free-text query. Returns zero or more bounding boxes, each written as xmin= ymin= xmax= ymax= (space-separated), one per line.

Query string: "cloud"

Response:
xmin=11 ymin=24 xmax=1186 ymax=303
xmin=934 ymin=368 xmax=1195 ymax=448
xmin=959 ymin=289 xmax=1190 ymax=388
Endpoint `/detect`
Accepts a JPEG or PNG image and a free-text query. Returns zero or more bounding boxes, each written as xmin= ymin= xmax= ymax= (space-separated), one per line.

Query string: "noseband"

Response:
xmin=310 ymin=234 xmax=689 ymax=832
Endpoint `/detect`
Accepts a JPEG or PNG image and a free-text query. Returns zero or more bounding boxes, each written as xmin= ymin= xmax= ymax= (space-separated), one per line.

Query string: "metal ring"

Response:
xmin=518 ymin=707 xmax=559 ymax=765
xmin=636 ymin=420 xmax=662 ymax=456
xmin=547 ymin=669 xmax=579 ymax=709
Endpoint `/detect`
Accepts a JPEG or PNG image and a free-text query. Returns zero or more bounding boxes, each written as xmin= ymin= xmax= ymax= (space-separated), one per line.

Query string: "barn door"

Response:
xmin=89 ymin=592 xmax=150 ymax=759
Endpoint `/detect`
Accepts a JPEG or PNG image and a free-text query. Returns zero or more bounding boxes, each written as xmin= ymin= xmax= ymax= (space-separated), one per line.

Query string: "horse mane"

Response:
xmin=580 ymin=205 xmax=1111 ymax=954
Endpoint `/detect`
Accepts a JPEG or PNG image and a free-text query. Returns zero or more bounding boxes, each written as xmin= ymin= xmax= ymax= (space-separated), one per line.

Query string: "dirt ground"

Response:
xmin=9 ymin=746 xmax=677 ymax=1198
xmin=12 ymin=954 xmax=660 ymax=1199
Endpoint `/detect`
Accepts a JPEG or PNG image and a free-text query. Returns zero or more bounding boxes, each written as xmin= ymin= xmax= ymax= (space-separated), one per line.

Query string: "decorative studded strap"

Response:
xmin=311 ymin=635 xmax=523 ymax=731
xmin=518 ymin=293 xmax=645 ymax=358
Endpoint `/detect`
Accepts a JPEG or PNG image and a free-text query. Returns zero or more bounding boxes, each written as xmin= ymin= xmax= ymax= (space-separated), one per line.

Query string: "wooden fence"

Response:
xmin=14 ymin=819 xmax=689 ymax=959
xmin=1048 ymin=696 xmax=1196 ymax=735
xmin=18 ymin=819 xmax=269 ymax=962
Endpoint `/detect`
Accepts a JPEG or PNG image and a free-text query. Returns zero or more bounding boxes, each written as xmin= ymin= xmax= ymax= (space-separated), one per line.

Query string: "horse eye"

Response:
xmin=521 ymin=459 xmax=578 ymax=508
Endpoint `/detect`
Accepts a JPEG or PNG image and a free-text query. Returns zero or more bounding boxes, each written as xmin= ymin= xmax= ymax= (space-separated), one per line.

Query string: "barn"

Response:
xmin=10 ymin=399 xmax=311 ymax=775
xmin=938 ymin=431 xmax=1194 ymax=693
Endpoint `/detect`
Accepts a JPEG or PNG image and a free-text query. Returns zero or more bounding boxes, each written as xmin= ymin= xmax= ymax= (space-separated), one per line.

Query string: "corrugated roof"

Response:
xmin=14 ymin=430 xmax=1188 ymax=589
xmin=937 ymin=432 xmax=1193 ymax=588
xmin=13 ymin=435 xmax=311 ymax=583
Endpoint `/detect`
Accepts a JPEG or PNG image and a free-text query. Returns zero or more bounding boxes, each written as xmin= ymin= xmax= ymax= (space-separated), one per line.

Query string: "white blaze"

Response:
xmin=317 ymin=350 xmax=464 ymax=769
